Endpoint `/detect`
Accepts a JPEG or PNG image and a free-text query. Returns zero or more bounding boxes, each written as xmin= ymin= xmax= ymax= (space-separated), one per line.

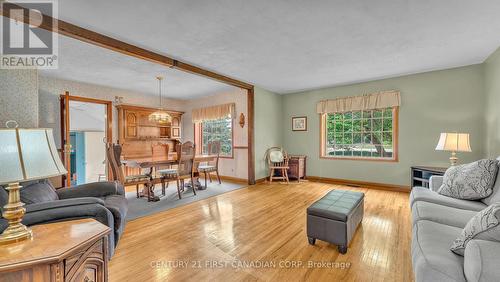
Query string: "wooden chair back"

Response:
xmin=106 ymin=143 xmax=126 ymax=184
xmin=265 ymin=146 xmax=289 ymax=168
xmin=207 ymin=140 xmax=221 ymax=167
xmin=152 ymin=143 xmax=169 ymax=159
xmin=176 ymin=141 xmax=196 ymax=178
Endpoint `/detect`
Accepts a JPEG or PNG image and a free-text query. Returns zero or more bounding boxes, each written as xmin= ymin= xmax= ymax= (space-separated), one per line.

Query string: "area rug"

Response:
xmin=125 ymin=181 xmax=246 ymax=221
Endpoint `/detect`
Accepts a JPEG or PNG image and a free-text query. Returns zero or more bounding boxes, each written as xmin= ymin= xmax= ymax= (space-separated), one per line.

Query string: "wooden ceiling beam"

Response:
xmin=0 ymin=2 xmax=253 ymax=90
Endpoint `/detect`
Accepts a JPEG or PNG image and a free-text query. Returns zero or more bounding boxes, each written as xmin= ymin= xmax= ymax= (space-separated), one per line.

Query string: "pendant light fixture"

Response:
xmin=149 ymin=76 xmax=172 ymax=124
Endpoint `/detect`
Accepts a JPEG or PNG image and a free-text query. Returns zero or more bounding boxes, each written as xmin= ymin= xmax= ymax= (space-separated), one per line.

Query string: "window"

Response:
xmin=321 ymin=107 xmax=398 ymax=161
xmin=201 ymin=118 xmax=233 ymax=157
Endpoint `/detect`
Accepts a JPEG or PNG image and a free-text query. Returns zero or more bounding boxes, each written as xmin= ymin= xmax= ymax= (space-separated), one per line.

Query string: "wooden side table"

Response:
xmin=288 ymin=155 xmax=307 ymax=181
xmin=0 ymin=219 xmax=111 ymax=282
xmin=411 ymin=166 xmax=447 ymax=189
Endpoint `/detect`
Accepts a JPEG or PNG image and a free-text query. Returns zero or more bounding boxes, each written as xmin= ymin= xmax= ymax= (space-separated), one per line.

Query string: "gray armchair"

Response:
xmin=0 ymin=180 xmax=127 ymax=258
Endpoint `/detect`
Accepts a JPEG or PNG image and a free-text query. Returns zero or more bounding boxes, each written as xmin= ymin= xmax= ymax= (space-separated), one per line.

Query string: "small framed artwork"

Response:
xmin=292 ymin=116 xmax=307 ymax=131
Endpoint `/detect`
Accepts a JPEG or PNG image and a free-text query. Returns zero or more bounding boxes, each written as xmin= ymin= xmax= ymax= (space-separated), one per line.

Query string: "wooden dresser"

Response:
xmin=0 ymin=219 xmax=110 ymax=282
xmin=288 ymin=155 xmax=307 ymax=181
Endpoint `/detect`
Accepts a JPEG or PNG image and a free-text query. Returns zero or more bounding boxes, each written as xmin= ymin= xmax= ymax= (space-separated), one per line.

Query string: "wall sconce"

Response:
xmin=239 ymin=113 xmax=245 ymax=128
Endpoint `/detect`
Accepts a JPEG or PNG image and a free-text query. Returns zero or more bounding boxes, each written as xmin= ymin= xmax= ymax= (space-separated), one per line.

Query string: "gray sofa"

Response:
xmin=410 ymin=166 xmax=500 ymax=282
xmin=0 ymin=180 xmax=128 ymax=257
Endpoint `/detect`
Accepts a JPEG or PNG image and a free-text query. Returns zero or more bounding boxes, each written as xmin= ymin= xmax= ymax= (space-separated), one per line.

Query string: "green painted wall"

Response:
xmin=280 ymin=65 xmax=485 ymax=186
xmin=484 ymin=47 xmax=500 ymax=158
xmin=254 ymin=86 xmax=283 ymax=180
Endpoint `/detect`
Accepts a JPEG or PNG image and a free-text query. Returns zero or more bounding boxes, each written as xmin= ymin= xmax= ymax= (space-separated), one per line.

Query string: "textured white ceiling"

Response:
xmin=40 ymin=36 xmax=236 ymax=99
xmin=53 ymin=0 xmax=500 ymax=94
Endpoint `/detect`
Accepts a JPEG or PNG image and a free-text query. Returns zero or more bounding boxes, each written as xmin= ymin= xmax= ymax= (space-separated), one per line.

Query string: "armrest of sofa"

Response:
xmin=464 ymin=239 xmax=500 ymax=282
xmin=56 ymin=181 xmax=124 ymax=199
xmin=428 ymin=176 xmax=443 ymax=192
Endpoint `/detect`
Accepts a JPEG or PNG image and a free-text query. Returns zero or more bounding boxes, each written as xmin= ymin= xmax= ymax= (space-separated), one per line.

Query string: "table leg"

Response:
xmin=143 ymin=167 xmax=160 ymax=202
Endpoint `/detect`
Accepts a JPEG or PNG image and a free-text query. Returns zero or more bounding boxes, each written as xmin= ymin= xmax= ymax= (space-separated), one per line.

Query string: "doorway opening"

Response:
xmin=60 ymin=94 xmax=112 ymax=187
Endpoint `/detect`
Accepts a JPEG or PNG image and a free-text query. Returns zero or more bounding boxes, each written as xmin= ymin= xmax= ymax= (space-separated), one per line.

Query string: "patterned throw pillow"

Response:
xmin=451 ymin=203 xmax=500 ymax=256
xmin=438 ymin=159 xmax=499 ymax=200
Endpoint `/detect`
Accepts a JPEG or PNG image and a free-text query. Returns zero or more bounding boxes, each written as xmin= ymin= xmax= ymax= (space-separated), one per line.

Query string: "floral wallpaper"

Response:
xmin=0 ymin=69 xmax=39 ymax=128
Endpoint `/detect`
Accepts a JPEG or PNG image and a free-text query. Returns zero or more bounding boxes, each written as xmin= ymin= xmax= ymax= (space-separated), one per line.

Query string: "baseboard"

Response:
xmin=200 ymin=174 xmax=249 ymax=184
xmin=255 ymin=177 xmax=267 ymax=184
xmin=306 ymin=176 xmax=410 ymax=193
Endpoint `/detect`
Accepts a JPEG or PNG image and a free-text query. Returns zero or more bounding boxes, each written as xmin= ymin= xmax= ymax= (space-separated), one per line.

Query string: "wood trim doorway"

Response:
xmin=60 ymin=92 xmax=113 ymax=187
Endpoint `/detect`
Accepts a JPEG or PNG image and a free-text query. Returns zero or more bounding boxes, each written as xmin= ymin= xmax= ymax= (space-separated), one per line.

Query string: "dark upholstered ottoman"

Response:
xmin=307 ymin=190 xmax=364 ymax=254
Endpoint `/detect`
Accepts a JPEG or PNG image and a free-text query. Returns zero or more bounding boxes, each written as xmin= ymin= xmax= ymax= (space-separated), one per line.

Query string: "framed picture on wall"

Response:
xmin=292 ymin=116 xmax=307 ymax=131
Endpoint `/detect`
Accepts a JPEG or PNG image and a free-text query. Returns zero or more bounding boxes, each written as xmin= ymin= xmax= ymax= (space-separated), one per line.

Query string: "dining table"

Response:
xmin=122 ymin=154 xmax=217 ymax=201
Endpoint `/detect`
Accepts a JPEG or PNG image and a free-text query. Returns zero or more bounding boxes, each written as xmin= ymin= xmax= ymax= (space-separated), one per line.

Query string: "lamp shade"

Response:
xmin=435 ymin=133 xmax=472 ymax=152
xmin=0 ymin=128 xmax=67 ymax=185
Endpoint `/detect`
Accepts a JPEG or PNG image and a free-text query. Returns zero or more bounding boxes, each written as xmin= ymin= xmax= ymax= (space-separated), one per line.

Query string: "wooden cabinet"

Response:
xmin=171 ymin=117 xmax=181 ymax=138
xmin=117 ymin=105 xmax=184 ymax=161
xmin=288 ymin=155 xmax=307 ymax=181
xmin=117 ymin=105 xmax=183 ymax=142
xmin=0 ymin=219 xmax=110 ymax=282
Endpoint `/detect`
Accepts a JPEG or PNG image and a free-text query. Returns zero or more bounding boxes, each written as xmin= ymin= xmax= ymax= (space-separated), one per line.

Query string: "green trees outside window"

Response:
xmin=202 ymin=118 xmax=232 ymax=156
xmin=325 ymin=107 xmax=395 ymax=159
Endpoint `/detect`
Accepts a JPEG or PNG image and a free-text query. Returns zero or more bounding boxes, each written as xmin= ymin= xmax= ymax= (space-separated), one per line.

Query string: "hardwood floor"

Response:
xmin=110 ymin=182 xmax=413 ymax=282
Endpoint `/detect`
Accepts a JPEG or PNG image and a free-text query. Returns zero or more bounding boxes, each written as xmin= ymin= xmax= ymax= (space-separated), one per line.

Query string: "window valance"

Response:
xmin=192 ymin=103 xmax=235 ymax=123
xmin=316 ymin=90 xmax=401 ymax=114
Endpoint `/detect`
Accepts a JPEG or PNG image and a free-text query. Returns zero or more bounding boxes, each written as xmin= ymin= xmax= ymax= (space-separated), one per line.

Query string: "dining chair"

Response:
xmin=198 ymin=140 xmax=221 ymax=189
xmin=265 ymin=146 xmax=290 ymax=183
xmin=107 ymin=143 xmax=151 ymax=198
xmin=157 ymin=141 xmax=197 ymax=199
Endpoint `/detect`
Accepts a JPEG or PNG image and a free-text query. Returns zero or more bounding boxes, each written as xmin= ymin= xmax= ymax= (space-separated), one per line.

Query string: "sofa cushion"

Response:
xmin=464 ymin=239 xmax=500 ymax=282
xmin=0 ymin=187 xmax=8 ymax=210
xmin=20 ymin=180 xmax=59 ymax=204
xmin=412 ymin=220 xmax=465 ymax=282
xmin=438 ymin=159 xmax=498 ymax=200
xmin=412 ymin=201 xmax=477 ymax=228
xmin=451 ymin=203 xmax=500 ymax=256
xmin=410 ymin=187 xmax=486 ymax=211
xmin=482 ymin=161 xmax=500 ymax=205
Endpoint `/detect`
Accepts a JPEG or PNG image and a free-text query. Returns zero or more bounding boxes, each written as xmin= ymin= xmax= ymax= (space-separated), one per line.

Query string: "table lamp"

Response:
xmin=0 ymin=124 xmax=67 ymax=244
xmin=435 ymin=133 xmax=471 ymax=166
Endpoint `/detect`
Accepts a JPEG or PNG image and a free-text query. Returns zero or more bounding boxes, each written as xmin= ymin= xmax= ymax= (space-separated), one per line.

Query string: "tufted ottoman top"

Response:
xmin=307 ymin=190 xmax=364 ymax=221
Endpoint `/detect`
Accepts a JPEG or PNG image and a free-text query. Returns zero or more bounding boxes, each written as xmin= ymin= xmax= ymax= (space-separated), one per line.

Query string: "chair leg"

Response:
xmin=191 ymin=176 xmax=196 ymax=195
xmin=216 ymin=170 xmax=221 ymax=184
xmin=284 ymin=168 xmax=289 ymax=184
xmin=270 ymin=168 xmax=274 ymax=182
xmin=204 ymin=171 xmax=208 ymax=189
xmin=208 ymin=173 xmax=212 ymax=183
xmin=161 ymin=179 xmax=166 ymax=196
xmin=176 ymin=179 xmax=182 ymax=199
xmin=146 ymin=183 xmax=151 ymax=201
xmin=136 ymin=184 xmax=139 ymax=198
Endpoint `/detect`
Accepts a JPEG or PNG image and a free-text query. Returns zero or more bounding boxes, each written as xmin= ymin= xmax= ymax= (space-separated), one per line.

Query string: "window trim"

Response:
xmin=319 ymin=107 xmax=399 ymax=162
xmin=199 ymin=118 xmax=234 ymax=159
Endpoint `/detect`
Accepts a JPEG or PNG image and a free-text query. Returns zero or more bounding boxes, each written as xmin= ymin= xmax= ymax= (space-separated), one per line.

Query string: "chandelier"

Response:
xmin=149 ymin=76 xmax=172 ymax=124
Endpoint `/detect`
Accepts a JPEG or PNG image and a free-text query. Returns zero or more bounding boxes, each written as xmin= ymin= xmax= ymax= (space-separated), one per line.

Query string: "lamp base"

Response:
xmin=449 ymin=151 xmax=458 ymax=166
xmin=0 ymin=225 xmax=32 ymax=245
xmin=0 ymin=182 xmax=32 ymax=245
